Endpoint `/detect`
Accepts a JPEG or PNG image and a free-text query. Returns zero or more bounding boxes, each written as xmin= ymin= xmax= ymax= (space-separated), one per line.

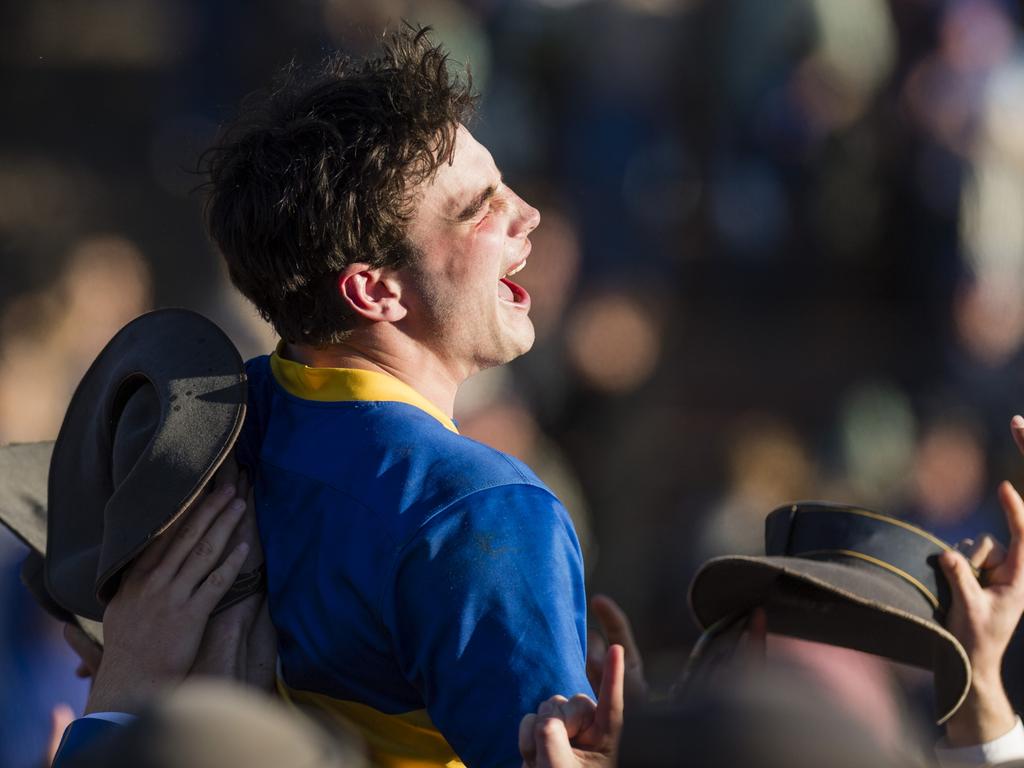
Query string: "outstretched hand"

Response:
xmin=587 ymin=595 xmax=647 ymax=702
xmin=520 ymin=644 xmax=625 ymax=768
xmin=940 ymin=417 xmax=1024 ymax=746
xmin=84 ymin=474 xmax=251 ymax=714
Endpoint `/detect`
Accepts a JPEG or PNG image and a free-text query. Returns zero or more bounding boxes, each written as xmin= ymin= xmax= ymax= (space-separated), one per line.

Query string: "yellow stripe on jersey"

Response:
xmin=269 ymin=347 xmax=458 ymax=434
xmin=277 ymin=678 xmax=465 ymax=768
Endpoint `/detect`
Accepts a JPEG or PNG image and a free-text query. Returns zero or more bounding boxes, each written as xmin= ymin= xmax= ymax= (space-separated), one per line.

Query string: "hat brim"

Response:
xmin=689 ymin=555 xmax=970 ymax=724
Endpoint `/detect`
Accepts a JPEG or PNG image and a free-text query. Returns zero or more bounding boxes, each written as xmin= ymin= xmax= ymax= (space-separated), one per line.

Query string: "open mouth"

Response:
xmin=498 ymin=255 xmax=530 ymax=308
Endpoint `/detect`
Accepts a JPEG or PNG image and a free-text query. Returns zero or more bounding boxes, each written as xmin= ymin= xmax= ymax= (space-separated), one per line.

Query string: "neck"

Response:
xmin=282 ymin=334 xmax=462 ymax=418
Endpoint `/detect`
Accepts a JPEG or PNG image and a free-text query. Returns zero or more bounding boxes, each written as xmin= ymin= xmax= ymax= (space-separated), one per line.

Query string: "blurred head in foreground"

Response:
xmin=628 ymin=668 xmax=922 ymax=768
xmin=64 ymin=681 xmax=366 ymax=768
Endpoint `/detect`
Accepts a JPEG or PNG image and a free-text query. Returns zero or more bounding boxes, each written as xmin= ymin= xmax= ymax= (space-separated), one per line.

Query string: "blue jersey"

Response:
xmin=238 ymin=352 xmax=593 ymax=768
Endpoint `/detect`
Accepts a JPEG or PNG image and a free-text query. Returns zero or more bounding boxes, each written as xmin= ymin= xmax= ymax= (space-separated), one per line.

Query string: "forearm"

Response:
xmin=944 ymin=672 xmax=1017 ymax=748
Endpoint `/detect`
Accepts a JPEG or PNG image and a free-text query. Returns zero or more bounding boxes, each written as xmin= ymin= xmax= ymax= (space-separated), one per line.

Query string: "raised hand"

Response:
xmin=940 ymin=417 xmax=1024 ymax=746
xmin=520 ymin=644 xmax=625 ymax=768
xmin=586 ymin=595 xmax=647 ymax=702
xmin=84 ymin=475 xmax=250 ymax=714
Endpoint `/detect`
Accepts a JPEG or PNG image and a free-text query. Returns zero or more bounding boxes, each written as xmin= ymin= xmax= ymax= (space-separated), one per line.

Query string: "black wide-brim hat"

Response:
xmin=45 ymin=308 xmax=247 ymax=621
xmin=688 ymin=502 xmax=972 ymax=724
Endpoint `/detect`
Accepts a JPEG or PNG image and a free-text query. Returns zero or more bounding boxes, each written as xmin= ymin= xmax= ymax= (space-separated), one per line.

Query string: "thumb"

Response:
xmin=534 ymin=716 xmax=579 ymax=768
xmin=940 ymin=549 xmax=984 ymax=609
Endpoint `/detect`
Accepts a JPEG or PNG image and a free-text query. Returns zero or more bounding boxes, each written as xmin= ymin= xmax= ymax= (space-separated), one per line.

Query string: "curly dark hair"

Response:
xmin=202 ymin=27 xmax=476 ymax=346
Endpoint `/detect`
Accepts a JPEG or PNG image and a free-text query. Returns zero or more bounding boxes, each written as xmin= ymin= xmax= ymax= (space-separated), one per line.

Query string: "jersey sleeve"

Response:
xmin=384 ymin=483 xmax=593 ymax=768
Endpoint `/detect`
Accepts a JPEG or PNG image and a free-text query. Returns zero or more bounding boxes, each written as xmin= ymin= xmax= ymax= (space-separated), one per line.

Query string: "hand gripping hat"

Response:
xmin=43 ymin=308 xmax=248 ymax=622
xmin=688 ymin=502 xmax=972 ymax=724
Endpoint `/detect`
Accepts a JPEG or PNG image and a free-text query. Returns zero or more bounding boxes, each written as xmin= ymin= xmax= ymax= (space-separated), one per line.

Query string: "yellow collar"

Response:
xmin=269 ymin=348 xmax=458 ymax=433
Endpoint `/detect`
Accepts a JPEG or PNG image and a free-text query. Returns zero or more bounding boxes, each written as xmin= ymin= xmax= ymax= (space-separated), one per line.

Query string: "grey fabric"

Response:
xmin=0 ymin=442 xmax=103 ymax=643
xmin=0 ymin=441 xmax=53 ymax=553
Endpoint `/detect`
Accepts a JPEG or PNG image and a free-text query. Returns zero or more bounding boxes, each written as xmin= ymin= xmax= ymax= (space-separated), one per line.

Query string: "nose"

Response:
xmin=510 ymin=191 xmax=541 ymax=238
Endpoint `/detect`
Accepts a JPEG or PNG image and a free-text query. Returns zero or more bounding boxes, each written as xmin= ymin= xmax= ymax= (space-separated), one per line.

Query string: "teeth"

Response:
xmin=505 ymin=260 xmax=527 ymax=278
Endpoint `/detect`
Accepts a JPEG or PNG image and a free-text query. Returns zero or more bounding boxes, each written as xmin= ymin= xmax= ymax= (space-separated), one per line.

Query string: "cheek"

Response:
xmin=417 ymin=226 xmax=507 ymax=290
xmin=472 ymin=222 xmax=511 ymax=264
xmin=449 ymin=232 xmax=505 ymax=284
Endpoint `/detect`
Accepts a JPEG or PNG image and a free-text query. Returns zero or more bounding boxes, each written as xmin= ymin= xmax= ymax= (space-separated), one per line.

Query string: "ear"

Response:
xmin=337 ymin=264 xmax=407 ymax=323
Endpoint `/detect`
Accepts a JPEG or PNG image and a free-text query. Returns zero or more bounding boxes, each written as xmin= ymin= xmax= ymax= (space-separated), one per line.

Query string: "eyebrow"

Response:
xmin=451 ymin=177 xmax=502 ymax=222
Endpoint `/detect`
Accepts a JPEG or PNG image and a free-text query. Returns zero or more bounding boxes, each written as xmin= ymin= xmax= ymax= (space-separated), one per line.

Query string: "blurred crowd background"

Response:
xmin=3 ymin=0 xmax=1024 ymax=764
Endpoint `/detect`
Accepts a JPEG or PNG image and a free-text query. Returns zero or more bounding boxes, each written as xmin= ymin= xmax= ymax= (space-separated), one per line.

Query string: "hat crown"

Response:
xmin=111 ymin=381 xmax=160 ymax=489
xmin=764 ymin=503 xmax=952 ymax=616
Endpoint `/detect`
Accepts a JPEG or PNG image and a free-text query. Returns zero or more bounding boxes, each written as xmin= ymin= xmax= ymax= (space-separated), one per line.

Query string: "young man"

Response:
xmin=204 ymin=28 xmax=590 ymax=768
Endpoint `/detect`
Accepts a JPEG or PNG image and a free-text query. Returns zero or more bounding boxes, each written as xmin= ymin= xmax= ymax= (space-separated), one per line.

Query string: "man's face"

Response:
xmin=399 ymin=125 xmax=540 ymax=378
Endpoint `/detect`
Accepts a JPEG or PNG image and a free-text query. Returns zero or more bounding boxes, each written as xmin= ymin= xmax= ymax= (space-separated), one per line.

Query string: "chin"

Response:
xmin=507 ymin=321 xmax=536 ymax=360
xmin=479 ymin=323 xmax=536 ymax=370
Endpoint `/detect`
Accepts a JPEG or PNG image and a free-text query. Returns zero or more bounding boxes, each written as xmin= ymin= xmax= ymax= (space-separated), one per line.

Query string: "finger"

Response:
xmin=940 ymin=549 xmax=985 ymax=608
xmin=135 ymin=468 xmax=232 ymax=574
xmin=590 ymin=595 xmax=641 ymax=665
xmin=536 ymin=694 xmax=597 ymax=741
xmin=533 ymin=715 xmax=576 ymax=768
xmin=518 ymin=713 xmax=538 ymax=766
xmin=1011 ymin=415 xmax=1024 ymax=457
xmin=131 ymin=502 xmax=200 ymax=575
xmin=537 ymin=695 xmax=569 ymax=719
xmin=996 ymin=481 xmax=1024 ymax=581
xmin=964 ymin=534 xmax=1006 ymax=572
xmin=594 ymin=644 xmax=625 ymax=739
xmin=586 ymin=627 xmax=607 ymax=693
xmin=151 ymin=482 xmax=238 ymax=583
xmin=63 ymin=623 xmax=102 ymax=678
xmin=226 ymin=487 xmax=263 ymax=572
xmin=175 ymin=497 xmax=247 ymax=591
xmin=560 ymin=693 xmax=598 ymax=740
xmin=191 ymin=541 xmax=250 ymax=616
